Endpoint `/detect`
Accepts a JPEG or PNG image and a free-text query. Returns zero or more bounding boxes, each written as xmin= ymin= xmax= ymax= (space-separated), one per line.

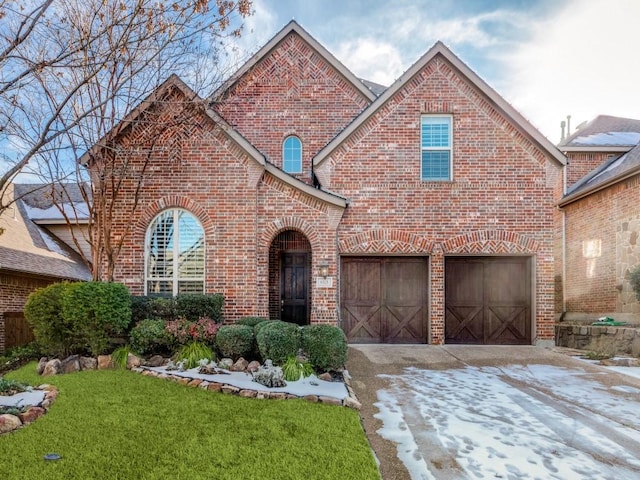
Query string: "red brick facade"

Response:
xmin=100 ymin=22 xmax=564 ymax=344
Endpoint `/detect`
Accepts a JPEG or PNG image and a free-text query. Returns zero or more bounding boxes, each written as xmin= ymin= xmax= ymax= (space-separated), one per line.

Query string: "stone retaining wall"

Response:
xmin=555 ymin=324 xmax=640 ymax=356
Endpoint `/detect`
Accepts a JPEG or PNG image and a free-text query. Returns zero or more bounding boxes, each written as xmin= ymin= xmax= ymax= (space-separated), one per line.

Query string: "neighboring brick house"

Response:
xmin=94 ymin=21 xmax=565 ymax=345
xmin=0 ymin=184 xmax=91 ymax=353
xmin=558 ymin=115 xmax=640 ymax=323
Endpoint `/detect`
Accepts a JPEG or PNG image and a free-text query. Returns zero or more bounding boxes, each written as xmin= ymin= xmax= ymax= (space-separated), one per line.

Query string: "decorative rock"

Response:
xmin=80 ymin=356 xmax=98 ymax=371
xmin=198 ymin=381 xmax=210 ymax=389
xmin=38 ymin=384 xmax=55 ymax=392
xmin=97 ymin=355 xmax=114 ymax=370
xmin=252 ymin=361 xmax=286 ymax=388
xmin=37 ymin=357 xmax=48 ymax=375
xmin=230 ymin=357 xmax=249 ymax=372
xmin=246 ymin=361 xmax=261 ymax=373
xmin=268 ymin=392 xmax=286 ymax=400
xmin=0 ymin=414 xmax=22 ymax=434
xmin=42 ymin=359 xmax=62 ymax=376
xmin=255 ymin=392 xmax=267 ymax=399
xmin=40 ymin=399 xmax=53 ymax=411
xmin=177 ymin=378 xmax=190 ymax=385
xmin=318 ymin=372 xmax=332 ymax=382
xmin=219 ymin=358 xmax=233 ymax=370
xmin=18 ymin=407 xmax=45 ymax=425
xmin=146 ymin=355 xmax=166 ymax=367
xmin=239 ymin=389 xmax=257 ymax=398
xmin=303 ymin=394 xmax=319 ymax=403
xmin=343 ymin=397 xmax=362 ymax=410
xmin=60 ymin=355 xmax=81 ymax=374
xmin=187 ymin=379 xmax=202 ymax=387
xmin=318 ymin=396 xmax=342 ymax=406
xmin=126 ymin=353 xmax=142 ymax=369
xmin=221 ymin=385 xmax=240 ymax=395
xmin=207 ymin=383 xmax=222 ymax=392
xmin=45 ymin=389 xmax=58 ymax=400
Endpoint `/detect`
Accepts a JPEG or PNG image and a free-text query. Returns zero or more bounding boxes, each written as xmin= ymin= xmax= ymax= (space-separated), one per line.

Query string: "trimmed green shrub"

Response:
xmin=62 ymin=281 xmax=132 ymax=356
xmin=174 ymin=341 xmax=214 ymax=369
xmin=301 ymin=324 xmax=348 ymax=372
xmin=256 ymin=321 xmax=300 ymax=364
xmin=130 ymin=296 xmax=177 ymax=324
xmin=130 ymin=319 xmax=172 ymax=355
xmin=24 ymin=282 xmax=73 ymax=356
xmin=215 ymin=325 xmax=255 ymax=360
xmin=236 ymin=317 xmax=269 ymax=328
xmin=176 ymin=294 xmax=224 ymax=322
xmin=254 ymin=319 xmax=283 ymax=335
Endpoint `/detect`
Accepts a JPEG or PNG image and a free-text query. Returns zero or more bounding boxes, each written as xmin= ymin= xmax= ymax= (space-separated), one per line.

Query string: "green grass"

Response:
xmin=1 ymin=363 xmax=379 ymax=480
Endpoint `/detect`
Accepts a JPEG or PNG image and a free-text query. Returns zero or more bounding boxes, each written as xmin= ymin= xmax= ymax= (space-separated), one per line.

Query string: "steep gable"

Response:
xmin=211 ymin=21 xmax=376 ymax=185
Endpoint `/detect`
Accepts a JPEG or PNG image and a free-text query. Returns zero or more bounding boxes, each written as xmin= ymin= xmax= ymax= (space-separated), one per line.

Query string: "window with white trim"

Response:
xmin=145 ymin=209 xmax=205 ymax=296
xmin=283 ymin=135 xmax=302 ymax=173
xmin=421 ymin=115 xmax=452 ymax=181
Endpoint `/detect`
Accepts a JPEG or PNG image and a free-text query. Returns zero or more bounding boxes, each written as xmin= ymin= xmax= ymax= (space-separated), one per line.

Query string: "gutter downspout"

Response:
xmin=561 ymin=157 xmax=568 ymax=316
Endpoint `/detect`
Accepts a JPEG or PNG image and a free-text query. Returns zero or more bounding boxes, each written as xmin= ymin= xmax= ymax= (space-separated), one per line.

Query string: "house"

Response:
xmin=87 ymin=21 xmax=565 ymax=345
xmin=557 ymin=115 xmax=640 ymax=323
xmin=0 ymin=183 xmax=91 ymax=353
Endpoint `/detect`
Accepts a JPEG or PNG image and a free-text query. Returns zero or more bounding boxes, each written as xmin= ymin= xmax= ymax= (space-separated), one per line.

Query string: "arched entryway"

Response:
xmin=268 ymin=230 xmax=312 ymax=325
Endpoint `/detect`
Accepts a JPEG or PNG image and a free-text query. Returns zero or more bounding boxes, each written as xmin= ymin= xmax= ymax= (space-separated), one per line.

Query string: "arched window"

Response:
xmin=283 ymin=135 xmax=302 ymax=173
xmin=146 ymin=209 xmax=205 ymax=296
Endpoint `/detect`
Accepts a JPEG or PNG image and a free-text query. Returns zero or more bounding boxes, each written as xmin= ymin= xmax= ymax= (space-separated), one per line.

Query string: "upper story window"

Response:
xmin=283 ymin=135 xmax=302 ymax=174
xmin=146 ymin=209 xmax=205 ymax=296
xmin=421 ymin=115 xmax=452 ymax=181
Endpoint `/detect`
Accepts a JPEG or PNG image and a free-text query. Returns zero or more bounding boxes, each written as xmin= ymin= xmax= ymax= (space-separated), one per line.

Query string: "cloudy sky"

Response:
xmin=232 ymin=0 xmax=640 ymax=143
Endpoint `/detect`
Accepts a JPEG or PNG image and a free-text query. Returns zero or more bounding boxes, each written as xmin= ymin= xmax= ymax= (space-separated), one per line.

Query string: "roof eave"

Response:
xmin=32 ymin=218 xmax=90 ymax=226
xmin=561 ymin=146 xmax=633 ymax=153
xmin=558 ymin=165 xmax=640 ymax=207
xmin=315 ymin=42 xmax=566 ymax=167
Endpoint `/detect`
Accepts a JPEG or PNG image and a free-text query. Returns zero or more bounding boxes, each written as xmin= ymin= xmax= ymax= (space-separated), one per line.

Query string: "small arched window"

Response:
xmin=145 ymin=209 xmax=205 ymax=296
xmin=283 ymin=135 xmax=302 ymax=173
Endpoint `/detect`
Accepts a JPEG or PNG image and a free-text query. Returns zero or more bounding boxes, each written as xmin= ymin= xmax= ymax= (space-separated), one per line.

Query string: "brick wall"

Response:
xmin=565 ymin=152 xmax=616 ymax=188
xmin=562 ymin=173 xmax=640 ymax=318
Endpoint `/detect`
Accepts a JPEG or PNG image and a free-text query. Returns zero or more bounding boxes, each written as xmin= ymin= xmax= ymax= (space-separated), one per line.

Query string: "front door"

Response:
xmin=281 ymin=252 xmax=309 ymax=325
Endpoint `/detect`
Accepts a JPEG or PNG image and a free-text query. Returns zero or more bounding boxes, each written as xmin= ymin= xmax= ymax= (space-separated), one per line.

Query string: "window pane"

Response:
xmin=283 ymin=136 xmax=302 ymax=173
xmin=422 ymin=151 xmax=450 ymax=180
xmin=421 ymin=117 xmax=450 ymax=148
xmin=178 ymin=281 xmax=205 ymax=294
xmin=177 ymin=211 xmax=205 ymax=277
xmin=147 ymin=211 xmax=174 ymax=278
xmin=147 ymin=280 xmax=173 ymax=296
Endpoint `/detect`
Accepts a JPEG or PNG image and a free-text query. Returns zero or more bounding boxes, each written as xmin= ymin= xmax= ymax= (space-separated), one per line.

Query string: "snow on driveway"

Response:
xmin=374 ymin=364 xmax=640 ymax=480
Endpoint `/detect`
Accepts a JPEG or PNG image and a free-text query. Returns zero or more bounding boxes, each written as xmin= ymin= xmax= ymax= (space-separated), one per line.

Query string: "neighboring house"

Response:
xmin=0 ymin=183 xmax=91 ymax=353
xmin=558 ymin=115 xmax=640 ymax=323
xmin=89 ymin=21 xmax=565 ymax=345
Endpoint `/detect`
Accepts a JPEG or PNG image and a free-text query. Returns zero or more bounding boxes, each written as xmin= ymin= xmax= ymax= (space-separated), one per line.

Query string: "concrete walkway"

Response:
xmin=346 ymin=345 xmax=640 ymax=480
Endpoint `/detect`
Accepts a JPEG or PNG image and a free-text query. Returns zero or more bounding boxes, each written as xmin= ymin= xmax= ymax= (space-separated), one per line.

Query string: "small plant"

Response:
xmin=174 ymin=341 xmax=215 ymax=370
xmin=111 ymin=346 xmax=131 ymax=370
xmin=256 ymin=322 xmax=300 ymax=364
xmin=301 ymin=324 xmax=348 ymax=372
xmin=281 ymin=356 xmax=314 ymax=381
xmin=166 ymin=317 xmax=220 ymax=346
xmin=583 ymin=335 xmax=623 ymax=360
xmin=0 ymin=377 xmax=29 ymax=396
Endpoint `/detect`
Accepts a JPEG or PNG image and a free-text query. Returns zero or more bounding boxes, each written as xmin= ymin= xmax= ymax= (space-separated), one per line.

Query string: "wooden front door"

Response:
xmin=445 ymin=257 xmax=532 ymax=345
xmin=281 ymin=252 xmax=309 ymax=325
xmin=341 ymin=257 xmax=428 ymax=343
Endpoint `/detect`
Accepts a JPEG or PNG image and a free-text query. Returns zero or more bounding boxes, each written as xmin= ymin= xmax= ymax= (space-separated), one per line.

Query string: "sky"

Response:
xmin=231 ymin=0 xmax=640 ymax=144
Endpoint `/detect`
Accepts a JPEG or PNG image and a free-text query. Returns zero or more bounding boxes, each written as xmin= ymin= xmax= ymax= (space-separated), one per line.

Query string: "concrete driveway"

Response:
xmin=346 ymin=345 xmax=640 ymax=480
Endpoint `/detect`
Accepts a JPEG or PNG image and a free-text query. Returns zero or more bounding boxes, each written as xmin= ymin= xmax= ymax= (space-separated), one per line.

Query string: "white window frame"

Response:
xmin=421 ymin=114 xmax=453 ymax=181
xmin=144 ymin=208 xmax=205 ymax=296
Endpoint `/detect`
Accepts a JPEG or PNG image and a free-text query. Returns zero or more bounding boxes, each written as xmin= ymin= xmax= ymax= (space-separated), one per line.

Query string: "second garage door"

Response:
xmin=341 ymin=257 xmax=428 ymax=343
xmin=445 ymin=256 xmax=532 ymax=345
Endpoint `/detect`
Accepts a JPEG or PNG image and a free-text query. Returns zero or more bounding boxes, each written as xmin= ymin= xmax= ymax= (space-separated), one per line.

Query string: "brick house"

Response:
xmin=94 ymin=21 xmax=565 ymax=345
xmin=0 ymin=184 xmax=91 ymax=353
xmin=558 ymin=115 xmax=640 ymax=323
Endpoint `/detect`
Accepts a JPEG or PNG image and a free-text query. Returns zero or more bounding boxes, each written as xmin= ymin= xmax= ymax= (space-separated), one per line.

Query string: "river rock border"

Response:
xmin=0 ymin=385 xmax=58 ymax=435
xmin=133 ymin=367 xmax=362 ymax=410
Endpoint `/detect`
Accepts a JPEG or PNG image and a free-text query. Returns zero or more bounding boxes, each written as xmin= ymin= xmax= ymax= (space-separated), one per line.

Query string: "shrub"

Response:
xmin=256 ymin=321 xmax=300 ymax=364
xmin=62 ymin=281 xmax=132 ymax=356
xmin=111 ymin=345 xmax=131 ymax=369
xmin=301 ymin=324 xmax=348 ymax=372
xmin=254 ymin=319 xmax=282 ymax=335
xmin=630 ymin=265 xmax=640 ymax=300
xmin=281 ymin=356 xmax=314 ymax=381
xmin=174 ymin=341 xmax=215 ymax=369
xmin=236 ymin=317 xmax=269 ymax=328
xmin=165 ymin=317 xmax=220 ymax=346
xmin=215 ymin=325 xmax=255 ymax=360
xmin=176 ymin=294 xmax=224 ymax=322
xmin=130 ymin=319 xmax=172 ymax=355
xmin=24 ymin=282 xmax=73 ymax=356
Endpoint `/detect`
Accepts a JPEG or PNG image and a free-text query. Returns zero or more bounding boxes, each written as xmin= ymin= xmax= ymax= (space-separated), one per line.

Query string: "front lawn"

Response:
xmin=0 ymin=363 xmax=378 ymax=480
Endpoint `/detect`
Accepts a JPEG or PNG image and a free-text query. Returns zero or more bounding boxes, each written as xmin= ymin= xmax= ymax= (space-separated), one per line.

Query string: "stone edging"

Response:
xmin=133 ymin=367 xmax=362 ymax=410
xmin=0 ymin=385 xmax=58 ymax=434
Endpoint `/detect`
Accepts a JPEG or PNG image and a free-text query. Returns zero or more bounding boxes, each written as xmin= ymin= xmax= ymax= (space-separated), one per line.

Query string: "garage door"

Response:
xmin=445 ymin=257 xmax=532 ymax=345
xmin=341 ymin=257 xmax=428 ymax=343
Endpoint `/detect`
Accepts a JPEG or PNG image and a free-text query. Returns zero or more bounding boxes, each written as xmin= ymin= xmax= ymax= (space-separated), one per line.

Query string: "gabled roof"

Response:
xmin=559 ymin=143 xmax=640 ymax=206
xmin=14 ymin=183 xmax=90 ymax=224
xmin=209 ymin=20 xmax=377 ymax=104
xmin=558 ymin=115 xmax=640 ymax=152
xmin=314 ymin=41 xmax=566 ymax=167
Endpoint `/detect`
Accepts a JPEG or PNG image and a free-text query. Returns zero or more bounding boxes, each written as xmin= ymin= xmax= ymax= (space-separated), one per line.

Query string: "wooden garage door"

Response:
xmin=341 ymin=257 xmax=428 ymax=343
xmin=445 ymin=257 xmax=532 ymax=345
